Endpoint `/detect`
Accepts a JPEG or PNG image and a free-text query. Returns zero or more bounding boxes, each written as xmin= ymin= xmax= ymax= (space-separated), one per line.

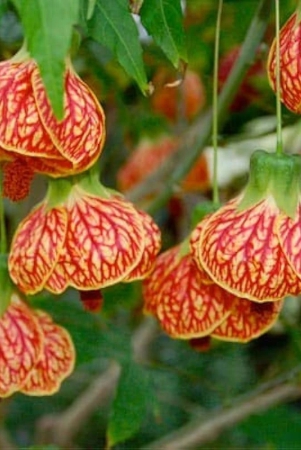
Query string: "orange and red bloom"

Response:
xmin=191 ymin=151 xmax=301 ymax=303
xmin=8 ymin=177 xmax=161 ymax=296
xmin=0 ymin=47 xmax=105 ymax=202
xmin=0 ymin=292 xmax=75 ymax=397
xmin=143 ymin=236 xmax=283 ymax=344
xmin=267 ymin=12 xmax=301 ymax=113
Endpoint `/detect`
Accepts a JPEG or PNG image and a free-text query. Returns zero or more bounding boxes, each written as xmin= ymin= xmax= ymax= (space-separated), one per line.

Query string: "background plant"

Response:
xmin=0 ymin=0 xmax=301 ymax=449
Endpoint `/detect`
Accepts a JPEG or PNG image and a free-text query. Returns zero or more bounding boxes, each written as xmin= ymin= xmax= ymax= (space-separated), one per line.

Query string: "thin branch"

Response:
xmin=35 ymin=317 xmax=158 ymax=448
xmin=128 ymin=0 xmax=273 ymax=213
xmin=143 ymin=381 xmax=301 ymax=450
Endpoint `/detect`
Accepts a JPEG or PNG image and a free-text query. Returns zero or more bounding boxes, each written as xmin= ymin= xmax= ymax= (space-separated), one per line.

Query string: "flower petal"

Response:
xmin=45 ymin=194 xmax=145 ymax=292
xmin=8 ymin=204 xmax=68 ymax=294
xmin=267 ymin=13 xmax=301 ymax=113
xmin=0 ymin=295 xmax=42 ymax=397
xmin=277 ymin=204 xmax=301 ymax=282
xmin=32 ymin=66 xmax=105 ymax=167
xmin=143 ymin=247 xmax=234 ymax=338
xmin=198 ymin=197 xmax=300 ymax=302
xmin=0 ymin=61 xmax=63 ymax=159
xmin=212 ymin=298 xmax=283 ymax=342
xmin=124 ymin=209 xmax=161 ymax=282
xmin=21 ymin=310 xmax=75 ymax=395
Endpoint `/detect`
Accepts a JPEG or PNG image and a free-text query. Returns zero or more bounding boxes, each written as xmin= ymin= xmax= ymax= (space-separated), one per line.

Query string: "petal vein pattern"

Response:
xmin=0 ymin=61 xmax=64 ymax=159
xmin=143 ymin=247 xmax=234 ymax=338
xmin=198 ymin=198 xmax=301 ymax=301
xmin=32 ymin=68 xmax=105 ymax=165
xmin=21 ymin=310 xmax=75 ymax=395
xmin=9 ymin=205 xmax=68 ymax=294
xmin=212 ymin=298 xmax=283 ymax=342
xmin=0 ymin=295 xmax=42 ymax=397
xmin=45 ymin=195 xmax=145 ymax=292
xmin=278 ymin=203 xmax=301 ymax=279
xmin=124 ymin=209 xmax=161 ymax=281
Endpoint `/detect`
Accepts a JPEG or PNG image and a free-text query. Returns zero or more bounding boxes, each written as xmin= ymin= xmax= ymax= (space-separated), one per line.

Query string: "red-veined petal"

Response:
xmin=198 ymin=197 xmax=301 ymax=302
xmin=45 ymin=193 xmax=145 ymax=292
xmin=124 ymin=209 xmax=161 ymax=282
xmin=21 ymin=310 xmax=75 ymax=395
xmin=143 ymin=247 xmax=234 ymax=338
xmin=0 ymin=295 xmax=42 ymax=397
xmin=212 ymin=298 xmax=283 ymax=342
xmin=8 ymin=204 xmax=68 ymax=294
xmin=32 ymin=66 xmax=105 ymax=167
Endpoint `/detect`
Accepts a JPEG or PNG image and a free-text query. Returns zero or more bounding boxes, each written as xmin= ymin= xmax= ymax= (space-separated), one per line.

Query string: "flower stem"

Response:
xmin=212 ymin=0 xmax=223 ymax=206
xmin=275 ymin=0 xmax=283 ymax=154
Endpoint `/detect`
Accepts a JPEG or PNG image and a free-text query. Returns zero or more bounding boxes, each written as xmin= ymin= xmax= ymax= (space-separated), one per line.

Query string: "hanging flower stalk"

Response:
xmin=8 ymin=172 xmax=161 ymax=296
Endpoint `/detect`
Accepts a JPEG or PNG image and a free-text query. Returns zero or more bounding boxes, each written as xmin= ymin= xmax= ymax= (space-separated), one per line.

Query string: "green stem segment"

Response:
xmin=275 ymin=0 xmax=283 ymax=154
xmin=212 ymin=0 xmax=223 ymax=206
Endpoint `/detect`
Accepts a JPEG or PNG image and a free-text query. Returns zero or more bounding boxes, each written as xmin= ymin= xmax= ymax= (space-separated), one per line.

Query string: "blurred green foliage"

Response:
xmin=0 ymin=0 xmax=301 ymax=449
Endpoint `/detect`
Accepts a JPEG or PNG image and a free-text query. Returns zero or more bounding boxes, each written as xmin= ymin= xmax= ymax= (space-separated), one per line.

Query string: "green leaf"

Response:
xmin=107 ymin=361 xmax=152 ymax=447
xmin=32 ymin=295 xmax=132 ymax=366
xmin=0 ymin=0 xmax=8 ymax=20
xmin=140 ymin=0 xmax=187 ymax=68
xmin=12 ymin=0 xmax=79 ymax=119
xmin=88 ymin=0 xmax=148 ymax=93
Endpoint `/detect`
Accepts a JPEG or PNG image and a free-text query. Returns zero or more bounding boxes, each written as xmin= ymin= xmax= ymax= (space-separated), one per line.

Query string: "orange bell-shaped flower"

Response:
xmin=0 ymin=47 xmax=105 ymax=177
xmin=143 ymin=242 xmax=236 ymax=339
xmin=0 ymin=293 xmax=43 ymax=397
xmin=267 ymin=12 xmax=301 ymax=113
xmin=8 ymin=178 xmax=161 ymax=296
xmin=0 ymin=292 xmax=75 ymax=397
xmin=192 ymin=151 xmax=301 ymax=302
xmin=192 ymin=195 xmax=301 ymax=302
xmin=21 ymin=309 xmax=75 ymax=396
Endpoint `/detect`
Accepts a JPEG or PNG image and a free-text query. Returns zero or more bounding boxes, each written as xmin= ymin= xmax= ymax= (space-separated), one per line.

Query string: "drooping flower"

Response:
xmin=0 ymin=292 xmax=75 ymax=397
xmin=0 ymin=47 xmax=105 ymax=178
xmin=267 ymin=12 xmax=301 ymax=113
xmin=143 ymin=231 xmax=283 ymax=343
xmin=8 ymin=175 xmax=161 ymax=296
xmin=143 ymin=242 xmax=235 ymax=339
xmin=21 ymin=309 xmax=75 ymax=396
xmin=191 ymin=150 xmax=301 ymax=302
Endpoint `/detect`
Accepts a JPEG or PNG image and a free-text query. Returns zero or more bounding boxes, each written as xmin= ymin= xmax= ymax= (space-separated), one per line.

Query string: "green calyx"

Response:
xmin=75 ymin=165 xmax=115 ymax=199
xmin=191 ymin=200 xmax=221 ymax=229
xmin=0 ymin=255 xmax=13 ymax=317
xmin=238 ymin=150 xmax=301 ymax=218
xmin=46 ymin=162 xmax=123 ymax=208
xmin=46 ymin=177 xmax=74 ymax=209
